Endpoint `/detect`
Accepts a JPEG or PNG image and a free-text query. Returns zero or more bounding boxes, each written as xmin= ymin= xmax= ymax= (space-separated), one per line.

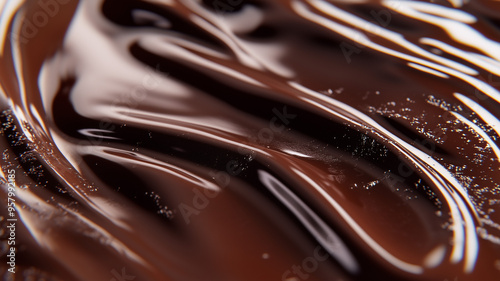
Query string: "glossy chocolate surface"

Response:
xmin=0 ymin=0 xmax=500 ymax=280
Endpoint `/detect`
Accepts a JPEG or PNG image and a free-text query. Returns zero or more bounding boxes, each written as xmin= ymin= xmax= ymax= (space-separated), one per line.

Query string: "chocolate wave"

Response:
xmin=1 ymin=0 xmax=499 ymax=280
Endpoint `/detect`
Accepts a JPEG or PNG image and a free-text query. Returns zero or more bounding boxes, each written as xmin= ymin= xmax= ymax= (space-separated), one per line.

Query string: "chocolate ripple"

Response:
xmin=1 ymin=0 xmax=500 ymax=280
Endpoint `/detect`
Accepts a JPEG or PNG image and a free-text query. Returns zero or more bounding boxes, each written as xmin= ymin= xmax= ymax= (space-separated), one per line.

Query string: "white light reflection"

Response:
xmin=451 ymin=111 xmax=500 ymax=162
xmin=0 ymin=0 xmax=24 ymax=55
xmin=259 ymin=170 xmax=360 ymax=273
xmin=280 ymin=149 xmax=313 ymax=158
xmin=98 ymin=146 xmax=222 ymax=192
xmin=77 ymin=128 xmax=120 ymax=140
xmin=423 ymin=245 xmax=447 ymax=268
xmin=408 ymin=62 xmax=449 ymax=78
xmin=455 ymin=93 xmax=500 ymax=140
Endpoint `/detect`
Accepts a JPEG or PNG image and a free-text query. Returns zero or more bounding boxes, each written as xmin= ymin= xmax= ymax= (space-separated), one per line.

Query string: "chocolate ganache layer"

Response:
xmin=1 ymin=0 xmax=500 ymax=280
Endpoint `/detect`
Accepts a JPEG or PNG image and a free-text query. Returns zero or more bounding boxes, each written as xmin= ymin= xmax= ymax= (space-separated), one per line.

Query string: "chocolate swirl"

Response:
xmin=1 ymin=0 xmax=499 ymax=280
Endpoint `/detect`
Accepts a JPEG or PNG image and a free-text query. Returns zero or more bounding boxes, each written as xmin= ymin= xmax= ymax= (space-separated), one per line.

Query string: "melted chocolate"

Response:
xmin=1 ymin=0 xmax=500 ymax=280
